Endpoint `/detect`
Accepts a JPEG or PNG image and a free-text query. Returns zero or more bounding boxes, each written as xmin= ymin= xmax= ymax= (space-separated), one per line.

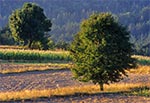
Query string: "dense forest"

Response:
xmin=0 ymin=0 xmax=150 ymax=55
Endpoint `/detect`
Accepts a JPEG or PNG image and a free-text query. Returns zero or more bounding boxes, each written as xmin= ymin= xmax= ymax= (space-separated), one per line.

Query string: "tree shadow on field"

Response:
xmin=130 ymin=86 xmax=150 ymax=92
xmin=3 ymin=91 xmax=128 ymax=103
xmin=0 ymin=68 xmax=69 ymax=77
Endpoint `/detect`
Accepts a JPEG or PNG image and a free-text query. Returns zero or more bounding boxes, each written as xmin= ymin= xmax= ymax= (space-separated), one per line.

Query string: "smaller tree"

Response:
xmin=0 ymin=25 xmax=15 ymax=45
xmin=9 ymin=3 xmax=52 ymax=48
xmin=70 ymin=13 xmax=136 ymax=91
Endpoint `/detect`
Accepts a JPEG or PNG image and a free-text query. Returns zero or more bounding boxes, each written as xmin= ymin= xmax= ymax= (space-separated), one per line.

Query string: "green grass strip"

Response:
xmin=0 ymin=49 xmax=72 ymax=61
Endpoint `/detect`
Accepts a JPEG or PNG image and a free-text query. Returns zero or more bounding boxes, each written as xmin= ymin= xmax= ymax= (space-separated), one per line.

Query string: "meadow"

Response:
xmin=0 ymin=48 xmax=71 ymax=62
xmin=0 ymin=47 xmax=150 ymax=102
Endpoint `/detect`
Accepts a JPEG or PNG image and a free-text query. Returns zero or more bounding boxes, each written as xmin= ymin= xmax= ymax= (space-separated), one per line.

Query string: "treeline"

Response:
xmin=0 ymin=0 xmax=150 ymax=55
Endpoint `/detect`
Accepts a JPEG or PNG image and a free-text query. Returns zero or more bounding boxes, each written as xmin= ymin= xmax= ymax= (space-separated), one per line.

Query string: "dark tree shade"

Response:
xmin=70 ymin=13 xmax=136 ymax=91
xmin=9 ymin=2 xmax=52 ymax=48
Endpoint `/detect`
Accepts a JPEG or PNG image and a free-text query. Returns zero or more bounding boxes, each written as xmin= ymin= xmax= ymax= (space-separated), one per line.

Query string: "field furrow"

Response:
xmin=0 ymin=69 xmax=150 ymax=92
xmin=0 ymin=70 xmax=88 ymax=92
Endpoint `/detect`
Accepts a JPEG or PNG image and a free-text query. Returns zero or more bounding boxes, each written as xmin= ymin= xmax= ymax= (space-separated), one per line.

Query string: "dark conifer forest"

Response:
xmin=0 ymin=0 xmax=150 ymax=55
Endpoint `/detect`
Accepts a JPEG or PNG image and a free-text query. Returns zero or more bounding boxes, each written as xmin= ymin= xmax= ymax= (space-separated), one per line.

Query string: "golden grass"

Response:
xmin=0 ymin=48 xmax=69 ymax=54
xmin=0 ymin=83 xmax=149 ymax=101
xmin=0 ymin=45 xmax=23 ymax=49
xmin=128 ymin=65 xmax=150 ymax=74
xmin=0 ymin=63 xmax=71 ymax=74
xmin=132 ymin=55 xmax=150 ymax=60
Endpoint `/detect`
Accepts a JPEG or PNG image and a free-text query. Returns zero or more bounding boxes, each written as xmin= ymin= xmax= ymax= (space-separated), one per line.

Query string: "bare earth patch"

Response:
xmin=0 ymin=69 xmax=89 ymax=92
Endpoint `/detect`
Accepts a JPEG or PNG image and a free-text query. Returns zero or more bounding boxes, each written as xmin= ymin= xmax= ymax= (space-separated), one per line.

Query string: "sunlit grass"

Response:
xmin=127 ymin=65 xmax=150 ymax=74
xmin=0 ymin=83 xmax=149 ymax=101
xmin=132 ymin=55 xmax=150 ymax=60
xmin=128 ymin=55 xmax=150 ymax=74
xmin=0 ymin=45 xmax=23 ymax=49
xmin=132 ymin=55 xmax=150 ymax=65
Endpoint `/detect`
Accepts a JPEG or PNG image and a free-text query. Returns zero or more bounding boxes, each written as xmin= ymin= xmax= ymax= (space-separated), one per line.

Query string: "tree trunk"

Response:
xmin=28 ymin=40 xmax=33 ymax=48
xmin=99 ymin=83 xmax=104 ymax=91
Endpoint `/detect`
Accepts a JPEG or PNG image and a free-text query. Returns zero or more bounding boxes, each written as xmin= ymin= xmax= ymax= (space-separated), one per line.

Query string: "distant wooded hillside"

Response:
xmin=0 ymin=0 xmax=150 ymax=55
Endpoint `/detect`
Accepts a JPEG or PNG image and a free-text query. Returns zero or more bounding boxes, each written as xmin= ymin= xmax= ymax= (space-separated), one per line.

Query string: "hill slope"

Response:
xmin=0 ymin=0 xmax=150 ymax=55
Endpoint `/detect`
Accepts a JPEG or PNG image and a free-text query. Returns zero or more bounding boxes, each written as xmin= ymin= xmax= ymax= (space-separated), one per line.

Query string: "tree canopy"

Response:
xmin=9 ymin=3 xmax=52 ymax=48
xmin=70 ymin=13 xmax=136 ymax=91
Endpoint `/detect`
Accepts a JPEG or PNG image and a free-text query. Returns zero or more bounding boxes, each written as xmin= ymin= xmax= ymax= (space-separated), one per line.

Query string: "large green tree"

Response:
xmin=70 ymin=13 xmax=136 ymax=91
xmin=9 ymin=3 xmax=52 ymax=48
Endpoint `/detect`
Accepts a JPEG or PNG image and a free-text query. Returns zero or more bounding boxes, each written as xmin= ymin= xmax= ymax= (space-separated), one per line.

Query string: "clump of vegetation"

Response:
xmin=128 ymin=86 xmax=150 ymax=97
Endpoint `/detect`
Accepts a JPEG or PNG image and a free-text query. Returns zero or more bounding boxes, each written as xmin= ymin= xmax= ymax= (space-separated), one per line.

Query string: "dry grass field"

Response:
xmin=0 ymin=62 xmax=150 ymax=102
xmin=0 ymin=51 xmax=150 ymax=102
